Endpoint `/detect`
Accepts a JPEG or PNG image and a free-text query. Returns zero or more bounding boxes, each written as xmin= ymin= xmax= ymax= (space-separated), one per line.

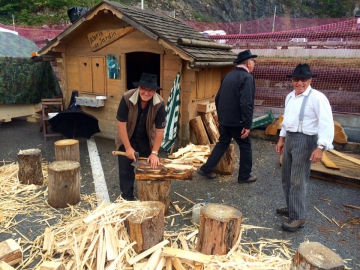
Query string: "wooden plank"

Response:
xmin=328 ymin=149 xmax=360 ymax=166
xmin=87 ymin=26 xmax=136 ymax=51
xmin=311 ymin=151 xmax=360 ymax=187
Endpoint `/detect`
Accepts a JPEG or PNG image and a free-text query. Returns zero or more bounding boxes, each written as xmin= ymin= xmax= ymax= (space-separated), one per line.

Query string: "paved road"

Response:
xmin=1 ymin=117 xmax=359 ymax=269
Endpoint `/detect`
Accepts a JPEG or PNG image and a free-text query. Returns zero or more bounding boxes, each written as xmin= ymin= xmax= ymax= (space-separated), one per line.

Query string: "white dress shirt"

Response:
xmin=280 ymin=86 xmax=334 ymax=150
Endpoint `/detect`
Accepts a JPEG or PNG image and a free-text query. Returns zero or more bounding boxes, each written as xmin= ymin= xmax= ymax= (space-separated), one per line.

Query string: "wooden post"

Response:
xmin=137 ymin=180 xmax=171 ymax=214
xmin=210 ymin=144 xmax=234 ymax=175
xmin=292 ymin=242 xmax=344 ymax=270
xmin=201 ymin=113 xmax=219 ymax=144
xmin=0 ymin=239 xmax=23 ymax=266
xmin=189 ymin=116 xmax=210 ymax=145
xmin=54 ymin=139 xmax=80 ymax=162
xmin=196 ymin=203 xmax=242 ymax=255
xmin=18 ymin=148 xmax=43 ymax=185
xmin=124 ymin=201 xmax=165 ymax=254
xmin=48 ymin=160 xmax=80 ymax=208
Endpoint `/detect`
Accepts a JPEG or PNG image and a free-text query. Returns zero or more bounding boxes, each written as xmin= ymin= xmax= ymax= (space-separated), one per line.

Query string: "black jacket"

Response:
xmin=215 ymin=67 xmax=255 ymax=129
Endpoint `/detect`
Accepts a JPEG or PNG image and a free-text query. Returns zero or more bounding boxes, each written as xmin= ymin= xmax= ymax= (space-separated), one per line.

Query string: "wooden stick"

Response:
xmin=314 ymin=206 xmax=332 ymax=224
xmin=343 ymin=204 xmax=360 ymax=210
xmin=173 ymin=192 xmax=195 ymax=204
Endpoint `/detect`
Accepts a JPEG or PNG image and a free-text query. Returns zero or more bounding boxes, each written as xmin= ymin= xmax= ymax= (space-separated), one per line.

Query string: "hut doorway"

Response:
xmin=125 ymin=52 xmax=160 ymax=91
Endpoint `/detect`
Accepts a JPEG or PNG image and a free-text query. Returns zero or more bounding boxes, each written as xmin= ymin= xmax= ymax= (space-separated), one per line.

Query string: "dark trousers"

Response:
xmin=200 ymin=125 xmax=252 ymax=181
xmin=118 ymin=144 xmax=150 ymax=200
xmin=282 ymin=132 xmax=317 ymax=219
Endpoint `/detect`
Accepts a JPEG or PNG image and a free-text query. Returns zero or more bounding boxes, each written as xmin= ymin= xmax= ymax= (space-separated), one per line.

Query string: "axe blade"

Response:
xmin=131 ymin=152 xmax=139 ymax=169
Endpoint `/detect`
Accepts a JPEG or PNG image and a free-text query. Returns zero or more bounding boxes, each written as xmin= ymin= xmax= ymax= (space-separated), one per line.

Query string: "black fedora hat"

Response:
xmin=287 ymin=64 xmax=317 ymax=78
xmin=133 ymin=73 xmax=162 ymax=90
xmin=233 ymin=49 xmax=257 ymax=64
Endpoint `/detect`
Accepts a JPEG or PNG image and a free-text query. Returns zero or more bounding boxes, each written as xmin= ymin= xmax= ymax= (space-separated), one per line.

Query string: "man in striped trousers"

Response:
xmin=275 ymin=64 xmax=334 ymax=232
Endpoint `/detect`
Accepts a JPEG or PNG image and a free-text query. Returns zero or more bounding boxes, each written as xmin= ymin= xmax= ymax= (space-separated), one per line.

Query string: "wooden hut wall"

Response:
xmin=60 ymin=11 xmax=182 ymax=139
xmin=180 ymin=66 xmax=223 ymax=146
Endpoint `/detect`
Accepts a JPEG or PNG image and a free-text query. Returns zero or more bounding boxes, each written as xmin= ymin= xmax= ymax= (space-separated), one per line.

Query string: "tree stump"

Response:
xmin=124 ymin=201 xmax=165 ymax=254
xmin=54 ymin=139 xmax=80 ymax=162
xmin=210 ymin=144 xmax=234 ymax=175
xmin=189 ymin=116 xmax=210 ymax=145
xmin=137 ymin=180 xmax=171 ymax=214
xmin=196 ymin=203 xmax=242 ymax=255
xmin=18 ymin=148 xmax=43 ymax=185
xmin=291 ymin=242 xmax=344 ymax=270
xmin=48 ymin=160 xmax=80 ymax=208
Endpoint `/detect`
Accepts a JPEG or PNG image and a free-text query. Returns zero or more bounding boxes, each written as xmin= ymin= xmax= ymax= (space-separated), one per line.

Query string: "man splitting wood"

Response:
xmin=115 ymin=73 xmax=166 ymax=201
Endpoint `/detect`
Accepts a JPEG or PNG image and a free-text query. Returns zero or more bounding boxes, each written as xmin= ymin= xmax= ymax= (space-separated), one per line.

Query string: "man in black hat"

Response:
xmin=275 ymin=63 xmax=334 ymax=232
xmin=115 ymin=73 xmax=166 ymax=201
xmin=197 ymin=49 xmax=257 ymax=183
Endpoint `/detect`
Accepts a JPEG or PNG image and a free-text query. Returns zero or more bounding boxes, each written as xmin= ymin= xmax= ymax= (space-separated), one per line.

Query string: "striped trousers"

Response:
xmin=282 ymin=132 xmax=317 ymax=219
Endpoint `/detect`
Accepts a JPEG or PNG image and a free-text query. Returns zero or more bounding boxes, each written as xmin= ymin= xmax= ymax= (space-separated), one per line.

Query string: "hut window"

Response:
xmin=78 ymin=56 xmax=106 ymax=94
xmin=106 ymin=54 xmax=120 ymax=80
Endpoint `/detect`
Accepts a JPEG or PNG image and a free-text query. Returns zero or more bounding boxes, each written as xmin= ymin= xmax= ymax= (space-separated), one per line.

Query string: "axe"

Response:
xmin=112 ymin=150 xmax=147 ymax=170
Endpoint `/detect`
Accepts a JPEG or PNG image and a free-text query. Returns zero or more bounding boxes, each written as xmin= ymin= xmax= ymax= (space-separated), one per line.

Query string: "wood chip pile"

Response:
xmin=0 ymin=162 xmax=293 ymax=269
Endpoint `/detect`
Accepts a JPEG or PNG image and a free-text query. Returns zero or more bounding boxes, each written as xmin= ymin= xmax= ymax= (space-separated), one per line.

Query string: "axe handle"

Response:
xmin=112 ymin=150 xmax=127 ymax=156
xmin=112 ymin=151 xmax=147 ymax=160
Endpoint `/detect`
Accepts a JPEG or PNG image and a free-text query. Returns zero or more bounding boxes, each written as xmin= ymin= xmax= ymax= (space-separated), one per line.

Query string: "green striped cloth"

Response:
xmin=161 ymin=72 xmax=181 ymax=151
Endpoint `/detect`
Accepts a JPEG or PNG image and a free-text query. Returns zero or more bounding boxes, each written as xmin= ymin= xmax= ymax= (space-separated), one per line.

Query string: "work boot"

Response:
xmin=276 ymin=207 xmax=289 ymax=217
xmin=197 ymin=169 xmax=217 ymax=179
xmin=282 ymin=219 xmax=306 ymax=232
xmin=238 ymin=175 xmax=257 ymax=184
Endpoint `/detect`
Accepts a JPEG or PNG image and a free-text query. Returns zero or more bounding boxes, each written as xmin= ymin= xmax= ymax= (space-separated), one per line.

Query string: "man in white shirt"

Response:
xmin=275 ymin=63 xmax=334 ymax=232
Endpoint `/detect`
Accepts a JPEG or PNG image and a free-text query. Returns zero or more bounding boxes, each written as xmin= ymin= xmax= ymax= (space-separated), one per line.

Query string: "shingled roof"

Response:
xmin=39 ymin=0 xmax=237 ymax=67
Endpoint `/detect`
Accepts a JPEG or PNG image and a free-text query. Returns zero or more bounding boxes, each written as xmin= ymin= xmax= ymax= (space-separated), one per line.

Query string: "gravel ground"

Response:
xmin=1 ymin=117 xmax=359 ymax=269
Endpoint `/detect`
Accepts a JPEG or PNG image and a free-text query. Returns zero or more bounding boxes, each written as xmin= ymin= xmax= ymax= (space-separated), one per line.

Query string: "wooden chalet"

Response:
xmin=38 ymin=0 xmax=237 ymax=146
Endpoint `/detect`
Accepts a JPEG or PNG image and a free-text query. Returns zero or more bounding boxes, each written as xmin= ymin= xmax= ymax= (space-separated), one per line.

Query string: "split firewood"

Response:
xmin=333 ymin=121 xmax=348 ymax=144
xmin=143 ymin=248 xmax=162 ymax=270
xmin=127 ymin=240 xmax=169 ymax=265
xmin=173 ymin=257 xmax=187 ymax=270
xmin=321 ymin=152 xmax=340 ymax=169
xmin=39 ymin=261 xmax=66 ymax=270
xmin=189 ymin=116 xmax=211 ymax=145
xmin=0 ymin=261 xmax=15 ymax=270
xmin=265 ymin=115 xmax=283 ymax=135
xmin=42 ymin=228 xmax=54 ymax=254
xmin=201 ymin=113 xmax=219 ymax=144
xmin=0 ymin=239 xmax=23 ymax=266
xmin=135 ymin=159 xmax=194 ymax=181
xmin=162 ymin=247 xmax=212 ymax=264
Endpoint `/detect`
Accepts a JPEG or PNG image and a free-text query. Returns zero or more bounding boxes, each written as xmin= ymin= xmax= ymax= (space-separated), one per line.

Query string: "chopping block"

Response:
xmin=136 ymin=158 xmax=194 ymax=214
